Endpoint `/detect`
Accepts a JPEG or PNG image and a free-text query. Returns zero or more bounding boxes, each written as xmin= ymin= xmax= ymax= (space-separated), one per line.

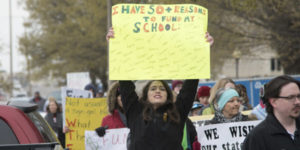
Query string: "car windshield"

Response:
xmin=25 ymin=111 xmax=58 ymax=143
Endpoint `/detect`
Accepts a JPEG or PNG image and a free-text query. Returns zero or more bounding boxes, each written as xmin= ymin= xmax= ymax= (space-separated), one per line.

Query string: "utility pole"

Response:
xmin=9 ymin=0 xmax=14 ymax=97
xmin=107 ymin=0 xmax=112 ymax=29
xmin=107 ymin=0 xmax=112 ymax=87
xmin=24 ymin=30 xmax=32 ymax=96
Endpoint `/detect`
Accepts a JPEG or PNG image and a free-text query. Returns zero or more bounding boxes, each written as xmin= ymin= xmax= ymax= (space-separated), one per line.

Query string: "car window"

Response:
xmin=25 ymin=112 xmax=58 ymax=143
xmin=0 ymin=118 xmax=19 ymax=144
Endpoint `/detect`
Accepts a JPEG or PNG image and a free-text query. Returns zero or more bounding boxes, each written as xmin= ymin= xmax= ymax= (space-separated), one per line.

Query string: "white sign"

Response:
xmin=196 ymin=120 xmax=261 ymax=150
xmin=85 ymin=128 xmax=130 ymax=150
xmin=67 ymin=72 xmax=91 ymax=90
xmin=61 ymin=87 xmax=93 ymax=126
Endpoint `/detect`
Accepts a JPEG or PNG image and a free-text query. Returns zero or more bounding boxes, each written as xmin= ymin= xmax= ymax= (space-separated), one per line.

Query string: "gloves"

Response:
xmin=95 ymin=126 xmax=108 ymax=137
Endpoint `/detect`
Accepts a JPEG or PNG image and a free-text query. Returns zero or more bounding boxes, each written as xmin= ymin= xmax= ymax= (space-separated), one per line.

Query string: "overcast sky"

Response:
xmin=0 ymin=0 xmax=28 ymax=74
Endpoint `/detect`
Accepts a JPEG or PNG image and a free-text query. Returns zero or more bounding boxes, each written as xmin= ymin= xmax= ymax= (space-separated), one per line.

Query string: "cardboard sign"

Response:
xmin=85 ymin=128 xmax=130 ymax=150
xmin=196 ymin=120 xmax=261 ymax=150
xmin=67 ymin=72 xmax=91 ymax=90
xmin=110 ymin=4 xmax=210 ymax=80
xmin=65 ymin=97 xmax=108 ymax=150
xmin=61 ymin=87 xmax=93 ymax=127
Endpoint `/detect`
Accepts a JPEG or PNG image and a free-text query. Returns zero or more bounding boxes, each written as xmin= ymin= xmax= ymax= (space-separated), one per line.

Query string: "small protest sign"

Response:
xmin=61 ymin=87 xmax=93 ymax=127
xmin=196 ymin=120 xmax=261 ymax=150
xmin=85 ymin=128 xmax=130 ymax=150
xmin=65 ymin=97 xmax=107 ymax=150
xmin=67 ymin=72 xmax=91 ymax=90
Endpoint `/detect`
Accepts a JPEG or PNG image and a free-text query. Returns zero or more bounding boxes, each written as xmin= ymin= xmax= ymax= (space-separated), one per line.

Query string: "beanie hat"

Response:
xmin=197 ymin=86 xmax=211 ymax=99
xmin=217 ymin=89 xmax=239 ymax=111
xmin=172 ymin=80 xmax=183 ymax=90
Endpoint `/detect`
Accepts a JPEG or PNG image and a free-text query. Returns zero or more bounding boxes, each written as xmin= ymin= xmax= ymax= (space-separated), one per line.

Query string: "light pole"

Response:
xmin=232 ymin=50 xmax=241 ymax=79
xmin=9 ymin=0 xmax=14 ymax=97
xmin=107 ymin=0 xmax=112 ymax=88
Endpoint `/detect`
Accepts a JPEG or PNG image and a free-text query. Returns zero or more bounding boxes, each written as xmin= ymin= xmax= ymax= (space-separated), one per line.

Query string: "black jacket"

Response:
xmin=186 ymin=118 xmax=197 ymax=150
xmin=45 ymin=112 xmax=65 ymax=147
xmin=119 ymin=80 xmax=198 ymax=150
xmin=30 ymin=97 xmax=46 ymax=112
xmin=242 ymin=113 xmax=300 ymax=150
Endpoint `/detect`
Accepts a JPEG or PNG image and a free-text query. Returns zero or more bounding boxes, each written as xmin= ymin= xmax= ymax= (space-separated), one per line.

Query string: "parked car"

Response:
xmin=0 ymin=90 xmax=7 ymax=101
xmin=9 ymin=95 xmax=31 ymax=102
xmin=0 ymin=100 xmax=63 ymax=150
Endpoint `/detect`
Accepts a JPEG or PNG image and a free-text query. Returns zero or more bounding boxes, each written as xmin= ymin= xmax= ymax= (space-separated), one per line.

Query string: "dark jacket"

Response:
xmin=185 ymin=118 xmax=197 ymax=150
xmin=242 ymin=113 xmax=300 ymax=150
xmin=119 ymin=80 xmax=198 ymax=150
xmin=30 ymin=96 xmax=46 ymax=112
xmin=44 ymin=112 xmax=65 ymax=147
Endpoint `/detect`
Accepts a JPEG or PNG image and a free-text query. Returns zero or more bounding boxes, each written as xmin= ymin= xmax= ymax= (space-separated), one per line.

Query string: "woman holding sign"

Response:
xmin=107 ymin=28 xmax=214 ymax=150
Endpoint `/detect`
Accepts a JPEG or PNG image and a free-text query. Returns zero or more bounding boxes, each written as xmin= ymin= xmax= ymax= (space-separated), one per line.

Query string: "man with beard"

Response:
xmin=243 ymin=75 xmax=300 ymax=150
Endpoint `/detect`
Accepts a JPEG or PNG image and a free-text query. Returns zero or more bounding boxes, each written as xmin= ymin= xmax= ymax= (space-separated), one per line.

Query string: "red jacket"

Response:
xmin=101 ymin=110 xmax=125 ymax=129
xmin=193 ymin=136 xmax=200 ymax=150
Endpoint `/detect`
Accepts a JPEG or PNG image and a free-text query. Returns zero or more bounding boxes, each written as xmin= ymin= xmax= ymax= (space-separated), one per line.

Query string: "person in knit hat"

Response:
xmin=172 ymin=80 xmax=183 ymax=93
xmin=197 ymin=86 xmax=211 ymax=106
xmin=206 ymin=88 xmax=249 ymax=125
xmin=202 ymin=78 xmax=236 ymax=115
xmin=172 ymin=80 xmax=184 ymax=101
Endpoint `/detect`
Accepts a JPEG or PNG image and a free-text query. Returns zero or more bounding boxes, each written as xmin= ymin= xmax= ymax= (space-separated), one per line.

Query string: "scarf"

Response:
xmin=213 ymin=110 xmax=244 ymax=123
xmin=118 ymin=109 xmax=127 ymax=126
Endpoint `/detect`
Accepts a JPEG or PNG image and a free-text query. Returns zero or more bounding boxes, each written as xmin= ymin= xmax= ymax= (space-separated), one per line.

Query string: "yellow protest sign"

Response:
xmin=110 ymin=4 xmax=210 ymax=80
xmin=65 ymin=97 xmax=108 ymax=150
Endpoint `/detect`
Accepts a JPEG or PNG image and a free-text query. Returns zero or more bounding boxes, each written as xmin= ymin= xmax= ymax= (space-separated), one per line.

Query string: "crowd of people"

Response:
xmin=33 ymin=27 xmax=300 ymax=150
xmin=37 ymin=74 xmax=300 ymax=150
xmin=89 ymin=75 xmax=300 ymax=150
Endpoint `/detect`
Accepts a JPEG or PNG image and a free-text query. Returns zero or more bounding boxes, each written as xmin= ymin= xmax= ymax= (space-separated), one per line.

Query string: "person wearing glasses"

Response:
xmin=205 ymin=88 xmax=249 ymax=125
xmin=243 ymin=75 xmax=300 ymax=150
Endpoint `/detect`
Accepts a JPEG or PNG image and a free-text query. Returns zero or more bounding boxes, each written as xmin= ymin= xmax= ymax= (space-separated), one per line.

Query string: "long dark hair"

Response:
xmin=46 ymin=97 xmax=61 ymax=113
xmin=140 ymin=80 xmax=180 ymax=123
